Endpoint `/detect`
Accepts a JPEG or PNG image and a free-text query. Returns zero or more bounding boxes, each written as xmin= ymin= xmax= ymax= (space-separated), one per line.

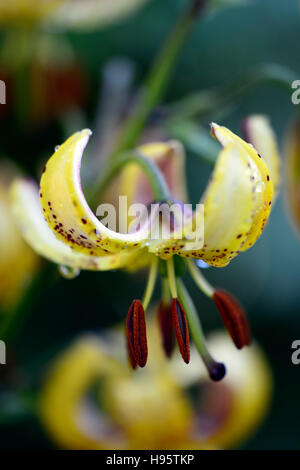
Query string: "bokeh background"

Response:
xmin=0 ymin=0 xmax=300 ymax=449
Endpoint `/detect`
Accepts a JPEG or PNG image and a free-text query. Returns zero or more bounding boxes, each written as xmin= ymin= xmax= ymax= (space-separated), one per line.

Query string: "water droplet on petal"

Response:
xmin=58 ymin=265 xmax=80 ymax=279
xmin=196 ymin=259 xmax=210 ymax=269
xmin=54 ymin=145 xmax=60 ymax=152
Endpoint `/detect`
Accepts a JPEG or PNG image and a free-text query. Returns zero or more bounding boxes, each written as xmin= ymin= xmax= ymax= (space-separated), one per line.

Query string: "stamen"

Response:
xmin=208 ymin=362 xmax=226 ymax=382
xmin=157 ymin=301 xmax=174 ymax=358
xmin=171 ymin=298 xmax=190 ymax=364
xmin=186 ymin=259 xmax=214 ymax=298
xmin=142 ymin=256 xmax=158 ymax=310
xmin=126 ymin=337 xmax=137 ymax=370
xmin=126 ymin=299 xmax=148 ymax=367
xmin=213 ymin=289 xmax=251 ymax=349
xmin=176 ymin=278 xmax=226 ymax=382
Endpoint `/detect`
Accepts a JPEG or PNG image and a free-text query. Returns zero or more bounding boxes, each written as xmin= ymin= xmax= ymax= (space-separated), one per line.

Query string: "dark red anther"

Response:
xmin=126 ymin=337 xmax=137 ymax=370
xmin=213 ymin=289 xmax=251 ymax=349
xmin=171 ymin=298 xmax=190 ymax=364
xmin=126 ymin=299 xmax=148 ymax=368
xmin=157 ymin=302 xmax=174 ymax=358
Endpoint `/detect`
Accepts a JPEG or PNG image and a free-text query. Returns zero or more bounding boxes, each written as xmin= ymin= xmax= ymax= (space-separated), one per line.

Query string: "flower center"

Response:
xmin=125 ymin=254 xmax=250 ymax=381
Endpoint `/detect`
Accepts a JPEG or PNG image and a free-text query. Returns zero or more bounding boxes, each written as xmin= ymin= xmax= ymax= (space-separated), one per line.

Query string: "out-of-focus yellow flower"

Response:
xmin=243 ymin=115 xmax=280 ymax=197
xmin=284 ymin=118 xmax=300 ymax=238
xmin=11 ymin=119 xmax=280 ymax=378
xmin=39 ymin=322 xmax=272 ymax=450
xmin=0 ymin=161 xmax=38 ymax=311
xmin=0 ymin=0 xmax=62 ymax=26
xmin=0 ymin=0 xmax=148 ymax=29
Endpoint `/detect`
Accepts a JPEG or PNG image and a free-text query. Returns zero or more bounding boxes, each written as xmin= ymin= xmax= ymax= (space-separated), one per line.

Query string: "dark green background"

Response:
xmin=1 ymin=0 xmax=300 ymax=449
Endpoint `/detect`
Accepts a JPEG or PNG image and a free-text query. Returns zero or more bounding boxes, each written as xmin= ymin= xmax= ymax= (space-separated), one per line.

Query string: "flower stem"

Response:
xmin=176 ymin=278 xmax=214 ymax=366
xmin=142 ymin=256 xmax=158 ymax=310
xmin=161 ymin=278 xmax=171 ymax=306
xmin=186 ymin=259 xmax=214 ymax=298
xmin=166 ymin=257 xmax=178 ymax=298
xmin=112 ymin=0 xmax=206 ymax=156
xmin=89 ymin=149 xmax=171 ymax=204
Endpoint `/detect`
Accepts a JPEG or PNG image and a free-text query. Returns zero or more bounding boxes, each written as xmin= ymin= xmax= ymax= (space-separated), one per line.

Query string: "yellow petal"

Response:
xmin=11 ymin=178 xmax=144 ymax=271
xmin=210 ymin=123 xmax=274 ymax=252
xmin=39 ymin=324 xmax=192 ymax=450
xmin=39 ymin=335 xmax=128 ymax=450
xmin=169 ymin=331 xmax=272 ymax=449
xmin=40 ymin=129 xmax=148 ymax=256
xmin=0 ymin=162 xmax=38 ymax=310
xmin=174 ymin=142 xmax=258 ymax=266
xmin=202 ymin=332 xmax=272 ymax=449
xmin=243 ymin=115 xmax=280 ymax=196
xmin=148 ymin=124 xmax=274 ymax=266
xmin=0 ymin=0 xmax=63 ymax=25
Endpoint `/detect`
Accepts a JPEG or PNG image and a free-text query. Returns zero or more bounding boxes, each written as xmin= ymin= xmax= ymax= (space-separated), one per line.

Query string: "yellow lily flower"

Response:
xmin=39 ymin=323 xmax=272 ymax=450
xmin=0 ymin=0 xmax=148 ymax=29
xmin=0 ymin=161 xmax=38 ymax=311
xmin=11 ymin=118 xmax=280 ymax=379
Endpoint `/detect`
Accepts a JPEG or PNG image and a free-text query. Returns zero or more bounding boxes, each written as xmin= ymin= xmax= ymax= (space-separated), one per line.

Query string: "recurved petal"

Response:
xmin=210 ymin=123 xmax=274 ymax=252
xmin=243 ymin=115 xmax=280 ymax=196
xmin=40 ymin=129 xmax=148 ymax=256
xmin=11 ymin=178 xmax=143 ymax=272
xmin=177 ymin=142 xmax=260 ymax=266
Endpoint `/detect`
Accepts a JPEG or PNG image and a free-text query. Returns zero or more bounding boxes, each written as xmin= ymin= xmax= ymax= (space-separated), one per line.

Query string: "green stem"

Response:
xmin=166 ymin=257 xmax=178 ymax=298
xmin=142 ymin=257 xmax=158 ymax=310
xmin=112 ymin=1 xmax=206 ymax=156
xmin=89 ymin=150 xmax=171 ymax=203
xmin=186 ymin=259 xmax=214 ymax=298
xmin=176 ymin=277 xmax=213 ymax=364
xmin=167 ymin=120 xmax=219 ymax=165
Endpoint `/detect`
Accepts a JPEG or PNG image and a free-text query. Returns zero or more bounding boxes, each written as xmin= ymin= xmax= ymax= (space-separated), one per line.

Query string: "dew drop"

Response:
xmin=196 ymin=259 xmax=210 ymax=269
xmin=58 ymin=265 xmax=80 ymax=279
xmin=54 ymin=145 xmax=60 ymax=152
xmin=255 ymin=181 xmax=264 ymax=193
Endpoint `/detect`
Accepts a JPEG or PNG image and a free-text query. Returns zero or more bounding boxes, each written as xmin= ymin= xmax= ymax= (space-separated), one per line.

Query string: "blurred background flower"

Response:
xmin=0 ymin=161 xmax=38 ymax=312
xmin=39 ymin=322 xmax=271 ymax=450
xmin=0 ymin=0 xmax=148 ymax=29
